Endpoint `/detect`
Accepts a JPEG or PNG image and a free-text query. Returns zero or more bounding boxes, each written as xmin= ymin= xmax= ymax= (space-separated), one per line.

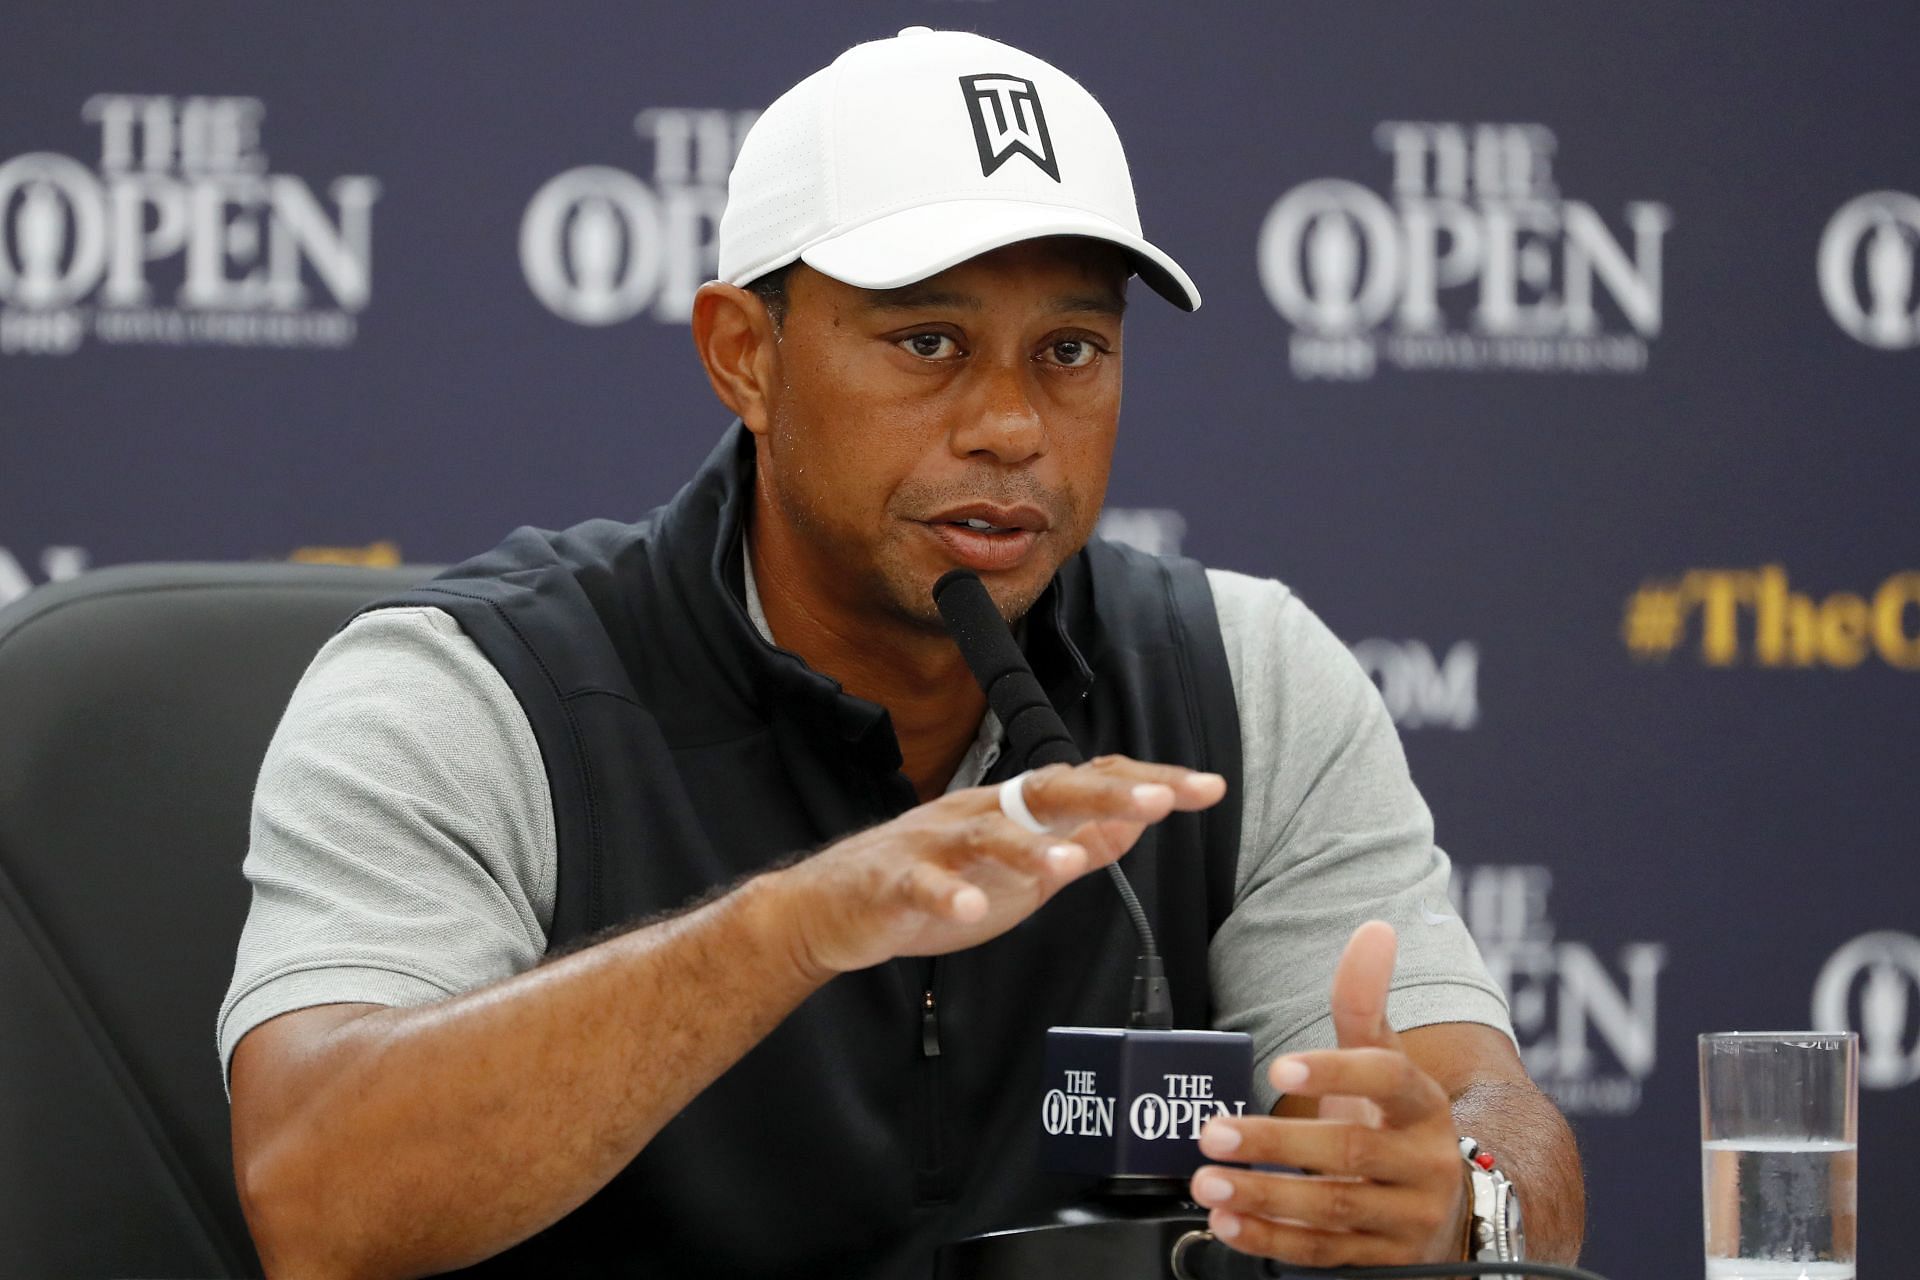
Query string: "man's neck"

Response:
xmin=746 ymin=516 xmax=987 ymax=803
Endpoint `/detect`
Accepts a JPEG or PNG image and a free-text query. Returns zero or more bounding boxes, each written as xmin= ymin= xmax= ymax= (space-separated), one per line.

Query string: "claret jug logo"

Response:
xmin=1623 ymin=565 xmax=1920 ymax=670
xmin=0 ymin=95 xmax=379 ymax=355
xmin=521 ymin=109 xmax=759 ymax=327
xmin=1813 ymin=931 xmax=1920 ymax=1091
xmin=1259 ymin=123 xmax=1671 ymax=379
xmin=1454 ymin=864 xmax=1665 ymax=1115
xmin=1819 ymin=192 xmax=1920 ymax=349
xmin=960 ymin=75 xmax=1059 ymax=182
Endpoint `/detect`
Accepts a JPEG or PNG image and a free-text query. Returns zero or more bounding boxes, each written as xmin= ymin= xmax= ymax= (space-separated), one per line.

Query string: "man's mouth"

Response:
xmin=919 ymin=504 xmax=1049 ymax=572
xmin=924 ymin=503 xmax=1048 ymax=533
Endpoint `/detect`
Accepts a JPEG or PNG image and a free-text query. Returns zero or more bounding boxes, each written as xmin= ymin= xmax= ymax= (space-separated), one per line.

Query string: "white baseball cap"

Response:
xmin=718 ymin=26 xmax=1201 ymax=311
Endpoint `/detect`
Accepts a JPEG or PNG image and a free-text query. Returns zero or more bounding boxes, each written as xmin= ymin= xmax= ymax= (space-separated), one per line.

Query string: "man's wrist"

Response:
xmin=737 ymin=866 xmax=838 ymax=991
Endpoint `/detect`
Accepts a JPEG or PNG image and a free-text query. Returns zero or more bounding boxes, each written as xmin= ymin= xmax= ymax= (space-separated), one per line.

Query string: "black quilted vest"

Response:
xmin=355 ymin=424 xmax=1243 ymax=1277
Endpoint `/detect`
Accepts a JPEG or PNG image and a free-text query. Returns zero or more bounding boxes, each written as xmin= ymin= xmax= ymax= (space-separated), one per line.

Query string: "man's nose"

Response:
xmin=950 ymin=360 xmax=1046 ymax=464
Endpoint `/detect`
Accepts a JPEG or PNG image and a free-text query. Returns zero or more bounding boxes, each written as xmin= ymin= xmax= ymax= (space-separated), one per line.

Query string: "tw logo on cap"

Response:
xmin=959 ymin=74 xmax=1059 ymax=182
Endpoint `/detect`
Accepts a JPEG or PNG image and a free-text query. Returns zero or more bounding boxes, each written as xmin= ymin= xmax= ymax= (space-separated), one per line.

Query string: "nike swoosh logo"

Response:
xmin=1419 ymin=899 xmax=1454 ymax=927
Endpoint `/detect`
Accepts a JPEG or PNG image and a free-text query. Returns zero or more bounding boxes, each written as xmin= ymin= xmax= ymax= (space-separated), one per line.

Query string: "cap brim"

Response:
xmin=798 ymin=199 xmax=1201 ymax=312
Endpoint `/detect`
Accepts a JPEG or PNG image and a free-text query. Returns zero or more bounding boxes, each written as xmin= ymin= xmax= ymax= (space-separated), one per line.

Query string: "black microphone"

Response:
xmin=932 ymin=567 xmax=1177 ymax=1029
xmin=931 ymin=567 xmax=1081 ymax=769
xmin=932 ymin=568 xmax=1251 ymax=1180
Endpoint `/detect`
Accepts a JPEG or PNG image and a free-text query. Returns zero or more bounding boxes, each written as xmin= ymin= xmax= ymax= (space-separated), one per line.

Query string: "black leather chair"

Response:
xmin=0 ymin=562 xmax=433 ymax=1278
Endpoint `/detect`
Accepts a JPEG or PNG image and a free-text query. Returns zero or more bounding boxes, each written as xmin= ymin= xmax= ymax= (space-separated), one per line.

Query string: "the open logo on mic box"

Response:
xmin=1040 ymin=1027 xmax=1254 ymax=1179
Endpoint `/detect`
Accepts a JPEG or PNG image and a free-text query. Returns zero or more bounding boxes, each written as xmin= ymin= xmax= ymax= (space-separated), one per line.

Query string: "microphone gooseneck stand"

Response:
xmin=927 ymin=571 xmax=1613 ymax=1280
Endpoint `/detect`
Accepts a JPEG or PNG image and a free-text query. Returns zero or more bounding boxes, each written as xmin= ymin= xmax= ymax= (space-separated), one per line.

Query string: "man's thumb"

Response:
xmin=1330 ymin=920 xmax=1399 ymax=1048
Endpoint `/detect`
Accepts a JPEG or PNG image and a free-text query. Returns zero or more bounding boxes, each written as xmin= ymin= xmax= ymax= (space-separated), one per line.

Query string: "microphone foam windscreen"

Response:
xmin=934 ymin=570 xmax=1083 ymax=770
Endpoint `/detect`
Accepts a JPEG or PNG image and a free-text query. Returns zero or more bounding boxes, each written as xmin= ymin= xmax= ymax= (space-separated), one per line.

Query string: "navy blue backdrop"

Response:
xmin=5 ymin=4 xmax=1918 ymax=1276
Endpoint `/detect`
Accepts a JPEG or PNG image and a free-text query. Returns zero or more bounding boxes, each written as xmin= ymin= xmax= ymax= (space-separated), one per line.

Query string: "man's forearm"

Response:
xmin=1450 ymin=1079 xmax=1586 ymax=1264
xmin=233 ymin=872 xmax=823 ymax=1280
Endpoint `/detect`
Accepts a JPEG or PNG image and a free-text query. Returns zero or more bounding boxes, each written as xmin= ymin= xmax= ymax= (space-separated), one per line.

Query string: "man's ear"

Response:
xmin=691 ymin=281 xmax=780 ymax=436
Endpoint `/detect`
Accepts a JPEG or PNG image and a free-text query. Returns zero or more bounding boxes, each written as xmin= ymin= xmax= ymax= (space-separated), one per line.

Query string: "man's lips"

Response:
xmin=921 ymin=502 xmax=1050 ymax=534
xmin=917 ymin=504 xmax=1049 ymax=573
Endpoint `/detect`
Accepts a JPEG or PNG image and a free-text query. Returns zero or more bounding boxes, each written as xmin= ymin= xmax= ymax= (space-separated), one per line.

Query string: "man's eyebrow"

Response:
xmin=861 ymin=286 xmax=984 ymax=312
xmin=1050 ymin=292 xmax=1127 ymax=317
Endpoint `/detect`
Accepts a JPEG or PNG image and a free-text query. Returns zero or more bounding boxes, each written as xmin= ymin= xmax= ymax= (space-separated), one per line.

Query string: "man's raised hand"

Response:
xmin=1189 ymin=921 xmax=1470 ymax=1268
xmin=774 ymin=756 xmax=1226 ymax=980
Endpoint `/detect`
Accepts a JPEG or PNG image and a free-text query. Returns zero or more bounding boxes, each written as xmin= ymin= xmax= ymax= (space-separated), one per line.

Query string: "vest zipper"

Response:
xmin=913 ymin=957 xmax=955 ymax=1202
xmin=920 ymin=987 xmax=941 ymax=1057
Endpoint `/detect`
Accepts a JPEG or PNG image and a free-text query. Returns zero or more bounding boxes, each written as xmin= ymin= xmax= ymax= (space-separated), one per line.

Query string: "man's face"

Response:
xmin=755 ymin=236 xmax=1128 ymax=630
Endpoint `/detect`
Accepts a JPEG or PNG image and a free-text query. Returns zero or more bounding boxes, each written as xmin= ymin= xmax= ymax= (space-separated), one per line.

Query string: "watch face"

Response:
xmin=1504 ymin=1187 xmax=1526 ymax=1260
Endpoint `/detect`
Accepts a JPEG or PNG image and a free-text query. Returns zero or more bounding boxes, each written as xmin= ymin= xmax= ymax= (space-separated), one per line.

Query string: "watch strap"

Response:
xmin=1457 ymin=1157 xmax=1478 ymax=1262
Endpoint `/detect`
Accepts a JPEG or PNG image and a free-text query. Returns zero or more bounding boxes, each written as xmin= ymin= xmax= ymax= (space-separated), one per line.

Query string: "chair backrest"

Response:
xmin=0 ymin=562 xmax=434 ymax=1278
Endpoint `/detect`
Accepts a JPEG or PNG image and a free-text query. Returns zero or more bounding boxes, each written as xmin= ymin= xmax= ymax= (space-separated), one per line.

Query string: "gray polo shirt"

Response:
xmin=219 ymin=564 xmax=1513 ymax=1111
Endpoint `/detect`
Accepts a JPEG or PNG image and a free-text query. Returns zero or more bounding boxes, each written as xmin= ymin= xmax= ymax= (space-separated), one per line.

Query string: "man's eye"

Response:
xmin=901 ymin=333 xmax=959 ymax=359
xmin=1047 ymin=339 xmax=1100 ymax=368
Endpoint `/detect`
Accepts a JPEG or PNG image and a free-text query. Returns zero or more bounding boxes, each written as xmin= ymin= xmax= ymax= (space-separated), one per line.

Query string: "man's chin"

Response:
xmin=896 ymin=564 xmax=1054 ymax=631
xmin=872 ymin=527 xmax=1077 ymax=631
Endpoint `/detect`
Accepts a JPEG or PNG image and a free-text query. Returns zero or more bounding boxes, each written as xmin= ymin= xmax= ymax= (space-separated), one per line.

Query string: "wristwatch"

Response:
xmin=1459 ymin=1136 xmax=1525 ymax=1263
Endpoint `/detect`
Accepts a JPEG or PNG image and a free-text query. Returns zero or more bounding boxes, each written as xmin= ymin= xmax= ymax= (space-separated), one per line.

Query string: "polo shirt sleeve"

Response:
xmin=216 ymin=605 xmax=557 ymax=1090
xmin=1203 ymin=569 xmax=1515 ymax=1113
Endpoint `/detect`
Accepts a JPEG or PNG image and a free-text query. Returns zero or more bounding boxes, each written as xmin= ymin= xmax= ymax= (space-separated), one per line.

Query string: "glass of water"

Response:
xmin=1699 ymin=1032 xmax=1858 ymax=1280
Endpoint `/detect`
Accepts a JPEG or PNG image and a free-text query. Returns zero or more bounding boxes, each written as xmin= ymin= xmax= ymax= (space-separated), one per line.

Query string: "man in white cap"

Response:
xmin=224 ymin=28 xmax=1581 ymax=1278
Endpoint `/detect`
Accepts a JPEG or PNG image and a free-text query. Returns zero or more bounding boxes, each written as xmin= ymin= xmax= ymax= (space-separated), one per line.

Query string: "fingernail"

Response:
xmin=952 ymin=887 xmax=987 ymax=920
xmin=1131 ymin=783 xmax=1174 ymax=809
xmin=1270 ymin=1056 xmax=1309 ymax=1089
xmin=1210 ymin=1209 xmax=1242 ymax=1240
xmin=1193 ymin=1173 xmax=1234 ymax=1205
xmin=1045 ymin=844 xmax=1085 ymax=873
xmin=1190 ymin=772 xmax=1226 ymax=790
xmin=1200 ymin=1120 xmax=1241 ymax=1154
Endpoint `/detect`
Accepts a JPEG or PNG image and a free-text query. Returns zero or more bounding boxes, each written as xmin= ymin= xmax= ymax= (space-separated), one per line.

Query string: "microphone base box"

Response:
xmin=1039 ymin=1027 xmax=1254 ymax=1179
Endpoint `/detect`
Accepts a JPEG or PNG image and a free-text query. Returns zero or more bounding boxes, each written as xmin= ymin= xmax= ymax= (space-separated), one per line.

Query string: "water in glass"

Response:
xmin=1701 ymin=1137 xmax=1857 ymax=1280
